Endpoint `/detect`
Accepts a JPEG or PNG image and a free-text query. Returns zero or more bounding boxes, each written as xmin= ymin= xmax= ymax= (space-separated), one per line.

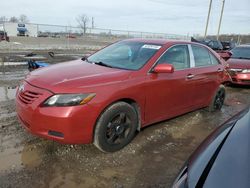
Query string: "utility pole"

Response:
xmin=217 ymin=0 xmax=225 ymax=40
xmin=92 ymin=17 xmax=94 ymax=29
xmin=2 ymin=20 xmax=6 ymax=40
xmin=204 ymin=0 xmax=213 ymax=39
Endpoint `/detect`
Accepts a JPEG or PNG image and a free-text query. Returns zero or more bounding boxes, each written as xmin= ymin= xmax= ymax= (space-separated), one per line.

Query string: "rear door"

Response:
xmin=190 ymin=44 xmax=224 ymax=106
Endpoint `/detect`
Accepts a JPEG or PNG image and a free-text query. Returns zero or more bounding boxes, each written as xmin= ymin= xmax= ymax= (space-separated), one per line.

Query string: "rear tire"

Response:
xmin=208 ymin=85 xmax=226 ymax=112
xmin=94 ymin=102 xmax=138 ymax=152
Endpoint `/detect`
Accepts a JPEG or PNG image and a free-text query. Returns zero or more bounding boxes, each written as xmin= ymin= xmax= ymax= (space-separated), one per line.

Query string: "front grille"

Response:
xmin=18 ymin=90 xmax=42 ymax=104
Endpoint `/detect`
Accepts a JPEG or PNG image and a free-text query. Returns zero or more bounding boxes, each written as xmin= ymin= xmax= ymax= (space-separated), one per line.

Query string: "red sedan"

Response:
xmin=227 ymin=45 xmax=250 ymax=85
xmin=16 ymin=39 xmax=228 ymax=152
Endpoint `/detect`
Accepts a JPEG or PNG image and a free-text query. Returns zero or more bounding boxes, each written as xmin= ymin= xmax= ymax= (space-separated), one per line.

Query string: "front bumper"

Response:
xmin=16 ymin=81 xmax=98 ymax=144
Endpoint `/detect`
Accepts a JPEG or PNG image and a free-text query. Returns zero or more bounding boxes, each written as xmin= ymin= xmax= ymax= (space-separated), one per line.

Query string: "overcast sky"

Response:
xmin=1 ymin=0 xmax=250 ymax=35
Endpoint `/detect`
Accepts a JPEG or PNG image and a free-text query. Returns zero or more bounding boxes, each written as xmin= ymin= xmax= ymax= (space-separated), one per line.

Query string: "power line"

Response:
xmin=217 ymin=0 xmax=226 ymax=40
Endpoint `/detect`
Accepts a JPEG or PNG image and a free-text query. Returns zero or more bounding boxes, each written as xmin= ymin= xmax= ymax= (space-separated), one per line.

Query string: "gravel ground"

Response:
xmin=0 ymin=48 xmax=250 ymax=188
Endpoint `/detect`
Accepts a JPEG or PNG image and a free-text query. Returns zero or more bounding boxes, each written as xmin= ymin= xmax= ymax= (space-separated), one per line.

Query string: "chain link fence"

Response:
xmin=35 ymin=23 xmax=189 ymax=40
xmin=1 ymin=22 xmax=189 ymax=50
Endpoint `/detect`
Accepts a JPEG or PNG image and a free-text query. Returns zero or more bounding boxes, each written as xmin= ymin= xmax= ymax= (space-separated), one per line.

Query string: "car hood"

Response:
xmin=25 ymin=59 xmax=132 ymax=93
xmin=186 ymin=108 xmax=250 ymax=187
xmin=227 ymin=58 xmax=250 ymax=69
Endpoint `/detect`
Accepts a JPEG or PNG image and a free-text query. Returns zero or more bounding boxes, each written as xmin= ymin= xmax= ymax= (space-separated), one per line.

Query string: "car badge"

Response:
xmin=19 ymin=84 xmax=25 ymax=93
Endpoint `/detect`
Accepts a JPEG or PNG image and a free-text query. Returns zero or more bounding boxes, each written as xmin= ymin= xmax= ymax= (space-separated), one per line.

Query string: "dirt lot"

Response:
xmin=0 ymin=36 xmax=120 ymax=52
xmin=0 ymin=49 xmax=250 ymax=188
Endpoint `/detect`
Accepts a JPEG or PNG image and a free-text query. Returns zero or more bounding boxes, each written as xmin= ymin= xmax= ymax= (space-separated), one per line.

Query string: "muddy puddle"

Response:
xmin=0 ymin=137 xmax=48 ymax=172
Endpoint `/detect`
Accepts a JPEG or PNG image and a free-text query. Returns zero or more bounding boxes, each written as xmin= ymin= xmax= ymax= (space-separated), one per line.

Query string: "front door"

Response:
xmin=145 ymin=44 xmax=196 ymax=124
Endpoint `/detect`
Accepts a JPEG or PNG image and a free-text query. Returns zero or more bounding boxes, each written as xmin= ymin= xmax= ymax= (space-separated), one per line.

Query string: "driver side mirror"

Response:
xmin=153 ymin=63 xmax=174 ymax=73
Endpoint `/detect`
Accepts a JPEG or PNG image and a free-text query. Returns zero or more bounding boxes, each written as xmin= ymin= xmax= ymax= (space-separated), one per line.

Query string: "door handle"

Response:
xmin=186 ymin=74 xmax=194 ymax=79
xmin=217 ymin=68 xmax=223 ymax=72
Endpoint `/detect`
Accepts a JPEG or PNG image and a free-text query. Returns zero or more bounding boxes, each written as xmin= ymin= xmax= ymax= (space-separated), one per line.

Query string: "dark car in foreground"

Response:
xmin=227 ymin=45 xmax=250 ymax=85
xmin=173 ymin=107 xmax=250 ymax=188
xmin=16 ymin=39 xmax=229 ymax=152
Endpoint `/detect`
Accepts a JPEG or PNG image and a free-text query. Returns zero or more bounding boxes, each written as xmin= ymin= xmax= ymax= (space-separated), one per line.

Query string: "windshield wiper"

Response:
xmin=94 ymin=61 xmax=113 ymax=68
xmin=82 ymin=57 xmax=114 ymax=68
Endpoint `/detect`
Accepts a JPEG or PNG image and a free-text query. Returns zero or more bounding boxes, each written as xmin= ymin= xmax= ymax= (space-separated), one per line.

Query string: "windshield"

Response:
xmin=231 ymin=47 xmax=250 ymax=59
xmin=87 ymin=41 xmax=162 ymax=70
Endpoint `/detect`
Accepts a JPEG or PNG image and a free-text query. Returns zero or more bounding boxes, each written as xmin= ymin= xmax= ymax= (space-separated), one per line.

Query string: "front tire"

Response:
xmin=208 ymin=85 xmax=226 ymax=112
xmin=94 ymin=102 xmax=138 ymax=152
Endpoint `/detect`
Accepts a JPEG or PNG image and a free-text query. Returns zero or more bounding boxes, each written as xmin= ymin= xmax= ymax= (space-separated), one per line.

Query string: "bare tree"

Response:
xmin=76 ymin=14 xmax=89 ymax=34
xmin=0 ymin=16 xmax=8 ymax=23
xmin=19 ymin=14 xmax=29 ymax=23
xmin=9 ymin=16 xmax=19 ymax=23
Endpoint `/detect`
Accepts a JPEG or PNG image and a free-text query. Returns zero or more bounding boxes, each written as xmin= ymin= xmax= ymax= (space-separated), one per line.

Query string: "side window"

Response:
xmin=209 ymin=53 xmax=220 ymax=65
xmin=157 ymin=45 xmax=190 ymax=70
xmin=192 ymin=45 xmax=212 ymax=67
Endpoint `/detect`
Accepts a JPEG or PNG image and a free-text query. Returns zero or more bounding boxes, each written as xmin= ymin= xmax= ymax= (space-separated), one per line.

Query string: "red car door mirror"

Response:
xmin=153 ymin=63 xmax=174 ymax=73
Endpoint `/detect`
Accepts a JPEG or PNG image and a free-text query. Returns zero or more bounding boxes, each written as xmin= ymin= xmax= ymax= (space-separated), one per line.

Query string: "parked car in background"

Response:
xmin=227 ymin=45 xmax=250 ymax=85
xmin=16 ymin=39 xmax=229 ymax=152
xmin=191 ymin=37 xmax=223 ymax=51
xmin=0 ymin=31 xmax=9 ymax=42
xmin=66 ymin=34 xmax=77 ymax=39
xmin=172 ymin=107 xmax=250 ymax=188
xmin=191 ymin=37 xmax=234 ymax=61
xmin=17 ymin=23 xmax=29 ymax=37
xmin=221 ymin=41 xmax=236 ymax=50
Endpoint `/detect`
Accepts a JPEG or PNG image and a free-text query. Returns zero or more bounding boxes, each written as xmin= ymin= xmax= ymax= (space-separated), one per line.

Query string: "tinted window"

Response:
xmin=157 ymin=45 xmax=190 ymax=70
xmin=192 ymin=45 xmax=212 ymax=67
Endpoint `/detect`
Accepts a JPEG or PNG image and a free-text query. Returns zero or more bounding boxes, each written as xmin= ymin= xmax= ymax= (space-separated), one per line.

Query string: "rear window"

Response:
xmin=209 ymin=53 xmax=220 ymax=65
xmin=192 ymin=45 xmax=212 ymax=67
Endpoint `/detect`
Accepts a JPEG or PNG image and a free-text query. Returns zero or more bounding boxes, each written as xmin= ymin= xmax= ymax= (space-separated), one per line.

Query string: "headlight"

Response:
xmin=242 ymin=69 xmax=250 ymax=73
xmin=228 ymin=68 xmax=242 ymax=72
xmin=43 ymin=93 xmax=96 ymax=107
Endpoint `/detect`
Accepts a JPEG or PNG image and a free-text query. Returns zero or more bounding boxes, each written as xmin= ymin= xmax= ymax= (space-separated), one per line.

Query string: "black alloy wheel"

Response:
xmin=94 ymin=102 xmax=138 ymax=152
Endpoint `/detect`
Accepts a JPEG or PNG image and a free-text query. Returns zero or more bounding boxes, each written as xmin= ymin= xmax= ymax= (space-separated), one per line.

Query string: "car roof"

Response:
xmin=235 ymin=45 xmax=250 ymax=48
xmin=123 ymin=38 xmax=191 ymax=45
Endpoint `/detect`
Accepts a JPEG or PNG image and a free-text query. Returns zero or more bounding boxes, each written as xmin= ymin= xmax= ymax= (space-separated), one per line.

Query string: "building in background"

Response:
xmin=0 ymin=22 xmax=38 ymax=37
